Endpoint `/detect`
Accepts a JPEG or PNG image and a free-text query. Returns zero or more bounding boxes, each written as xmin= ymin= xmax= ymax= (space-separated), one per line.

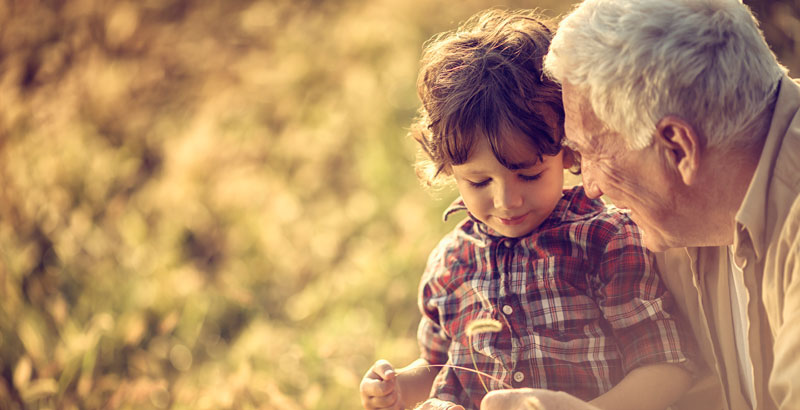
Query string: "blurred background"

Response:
xmin=0 ymin=0 xmax=797 ymax=409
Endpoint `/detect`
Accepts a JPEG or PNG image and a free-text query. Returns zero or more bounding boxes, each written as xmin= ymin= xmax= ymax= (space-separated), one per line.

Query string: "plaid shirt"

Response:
xmin=418 ymin=186 xmax=694 ymax=410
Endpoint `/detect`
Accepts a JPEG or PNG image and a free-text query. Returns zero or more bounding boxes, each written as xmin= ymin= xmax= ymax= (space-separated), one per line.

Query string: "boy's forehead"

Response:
xmin=472 ymin=130 xmax=545 ymax=168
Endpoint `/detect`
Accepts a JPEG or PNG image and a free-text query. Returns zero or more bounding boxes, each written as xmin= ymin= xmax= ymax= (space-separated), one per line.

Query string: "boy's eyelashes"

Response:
xmin=466 ymin=172 xmax=543 ymax=188
xmin=468 ymin=179 xmax=491 ymax=188
xmin=519 ymin=172 xmax=543 ymax=181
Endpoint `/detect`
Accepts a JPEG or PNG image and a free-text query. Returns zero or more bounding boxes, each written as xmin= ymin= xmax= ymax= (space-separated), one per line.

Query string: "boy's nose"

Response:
xmin=494 ymin=183 xmax=523 ymax=210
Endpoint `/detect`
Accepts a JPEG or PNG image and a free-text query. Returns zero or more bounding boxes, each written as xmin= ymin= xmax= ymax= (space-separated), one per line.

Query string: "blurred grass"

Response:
xmin=0 ymin=0 xmax=796 ymax=409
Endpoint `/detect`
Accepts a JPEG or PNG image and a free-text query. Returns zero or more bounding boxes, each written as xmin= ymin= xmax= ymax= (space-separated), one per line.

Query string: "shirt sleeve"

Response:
xmin=417 ymin=236 xmax=453 ymax=366
xmin=594 ymin=216 xmax=696 ymax=373
xmin=769 ymin=195 xmax=800 ymax=408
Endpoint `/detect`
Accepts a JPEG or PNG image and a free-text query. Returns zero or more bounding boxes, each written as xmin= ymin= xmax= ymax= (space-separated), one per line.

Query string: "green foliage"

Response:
xmin=0 ymin=0 xmax=796 ymax=409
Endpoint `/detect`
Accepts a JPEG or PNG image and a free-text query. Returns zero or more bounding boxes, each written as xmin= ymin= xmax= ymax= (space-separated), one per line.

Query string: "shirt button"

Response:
xmin=513 ymin=371 xmax=525 ymax=382
xmin=503 ymin=239 xmax=513 ymax=248
xmin=502 ymin=305 xmax=513 ymax=315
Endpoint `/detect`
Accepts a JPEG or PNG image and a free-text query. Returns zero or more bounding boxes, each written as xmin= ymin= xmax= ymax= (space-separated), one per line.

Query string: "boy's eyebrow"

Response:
xmin=507 ymin=160 xmax=540 ymax=170
xmin=456 ymin=159 xmax=540 ymax=175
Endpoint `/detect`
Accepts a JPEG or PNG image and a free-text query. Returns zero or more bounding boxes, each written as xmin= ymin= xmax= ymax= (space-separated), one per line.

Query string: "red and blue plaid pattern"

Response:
xmin=417 ymin=186 xmax=694 ymax=410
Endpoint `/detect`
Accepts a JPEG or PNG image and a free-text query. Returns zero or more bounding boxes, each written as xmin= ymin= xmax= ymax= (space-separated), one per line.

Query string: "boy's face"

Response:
xmin=451 ymin=134 xmax=567 ymax=238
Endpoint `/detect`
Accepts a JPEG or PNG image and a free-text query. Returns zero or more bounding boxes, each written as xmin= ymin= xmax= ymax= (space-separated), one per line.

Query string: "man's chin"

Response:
xmin=644 ymin=242 xmax=669 ymax=252
xmin=641 ymin=230 xmax=670 ymax=252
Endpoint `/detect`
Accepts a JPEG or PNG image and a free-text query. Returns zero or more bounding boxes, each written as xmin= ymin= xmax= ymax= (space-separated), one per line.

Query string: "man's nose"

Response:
xmin=581 ymin=163 xmax=604 ymax=199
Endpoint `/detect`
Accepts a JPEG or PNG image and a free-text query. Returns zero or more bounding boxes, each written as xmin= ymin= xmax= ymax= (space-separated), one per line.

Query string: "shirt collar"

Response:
xmin=442 ymin=185 xmax=603 ymax=239
xmin=735 ymin=75 xmax=798 ymax=261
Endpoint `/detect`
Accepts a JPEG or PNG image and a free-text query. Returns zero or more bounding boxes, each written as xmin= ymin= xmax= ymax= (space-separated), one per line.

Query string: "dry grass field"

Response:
xmin=0 ymin=1 xmax=796 ymax=409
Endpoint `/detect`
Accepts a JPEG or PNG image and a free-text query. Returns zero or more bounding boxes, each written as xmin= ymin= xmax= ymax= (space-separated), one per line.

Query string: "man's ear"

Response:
xmin=561 ymin=147 xmax=577 ymax=170
xmin=655 ymin=115 xmax=701 ymax=186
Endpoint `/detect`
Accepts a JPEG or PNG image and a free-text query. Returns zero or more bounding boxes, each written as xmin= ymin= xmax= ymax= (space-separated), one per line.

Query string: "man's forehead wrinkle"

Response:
xmin=589 ymin=127 xmax=622 ymax=158
xmin=562 ymin=82 xmax=621 ymax=158
xmin=578 ymin=99 xmax=619 ymax=157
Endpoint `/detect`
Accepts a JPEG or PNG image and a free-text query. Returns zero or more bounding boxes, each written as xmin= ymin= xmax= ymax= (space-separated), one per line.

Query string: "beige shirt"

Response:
xmin=729 ymin=245 xmax=756 ymax=407
xmin=657 ymin=75 xmax=800 ymax=410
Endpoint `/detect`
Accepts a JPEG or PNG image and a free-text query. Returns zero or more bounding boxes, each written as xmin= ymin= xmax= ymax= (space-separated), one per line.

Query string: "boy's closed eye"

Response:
xmin=519 ymin=172 xmax=543 ymax=181
xmin=467 ymin=172 xmax=543 ymax=188
xmin=468 ymin=179 xmax=491 ymax=188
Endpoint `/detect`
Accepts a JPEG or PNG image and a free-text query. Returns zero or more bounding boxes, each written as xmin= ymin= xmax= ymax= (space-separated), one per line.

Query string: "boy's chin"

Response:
xmin=491 ymin=224 xmax=537 ymax=239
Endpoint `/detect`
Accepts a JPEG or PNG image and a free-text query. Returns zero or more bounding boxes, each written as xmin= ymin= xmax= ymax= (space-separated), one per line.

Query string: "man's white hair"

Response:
xmin=544 ymin=0 xmax=786 ymax=150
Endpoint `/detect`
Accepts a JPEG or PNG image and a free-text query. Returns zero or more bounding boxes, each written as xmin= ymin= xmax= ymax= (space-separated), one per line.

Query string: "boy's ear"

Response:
xmin=654 ymin=115 xmax=701 ymax=186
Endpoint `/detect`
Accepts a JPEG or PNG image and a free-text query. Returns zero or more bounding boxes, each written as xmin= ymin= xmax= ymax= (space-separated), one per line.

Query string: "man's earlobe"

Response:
xmin=655 ymin=116 xmax=701 ymax=186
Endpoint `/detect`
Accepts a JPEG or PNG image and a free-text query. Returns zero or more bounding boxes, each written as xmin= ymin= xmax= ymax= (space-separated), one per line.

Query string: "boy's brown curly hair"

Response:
xmin=410 ymin=9 xmax=576 ymax=187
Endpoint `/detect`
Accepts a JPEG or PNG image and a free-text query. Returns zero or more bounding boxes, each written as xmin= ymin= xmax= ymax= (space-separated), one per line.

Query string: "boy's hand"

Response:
xmin=360 ymin=359 xmax=403 ymax=410
xmin=414 ymin=398 xmax=465 ymax=410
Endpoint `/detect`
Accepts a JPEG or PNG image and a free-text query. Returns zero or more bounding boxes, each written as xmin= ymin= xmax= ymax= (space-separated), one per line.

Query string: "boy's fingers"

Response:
xmin=373 ymin=359 xmax=397 ymax=380
xmin=416 ymin=398 xmax=465 ymax=410
xmin=360 ymin=377 xmax=396 ymax=397
xmin=361 ymin=395 xmax=398 ymax=410
xmin=369 ymin=392 xmax=400 ymax=408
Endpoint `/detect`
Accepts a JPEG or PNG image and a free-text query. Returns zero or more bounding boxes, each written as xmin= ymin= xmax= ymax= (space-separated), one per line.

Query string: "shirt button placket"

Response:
xmin=502 ymin=305 xmax=513 ymax=315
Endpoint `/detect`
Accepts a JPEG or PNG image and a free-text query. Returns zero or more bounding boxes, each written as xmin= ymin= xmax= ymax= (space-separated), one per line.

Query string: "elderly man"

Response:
xmin=480 ymin=0 xmax=800 ymax=409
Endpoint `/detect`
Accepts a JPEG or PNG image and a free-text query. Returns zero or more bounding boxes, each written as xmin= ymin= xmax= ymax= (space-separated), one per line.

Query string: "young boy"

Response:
xmin=360 ymin=9 xmax=695 ymax=410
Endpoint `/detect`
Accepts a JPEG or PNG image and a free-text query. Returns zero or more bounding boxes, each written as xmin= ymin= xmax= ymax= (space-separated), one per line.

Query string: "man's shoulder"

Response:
xmin=778 ymin=194 xmax=800 ymax=249
xmin=774 ymin=115 xmax=800 ymax=193
xmin=772 ymin=76 xmax=800 ymax=191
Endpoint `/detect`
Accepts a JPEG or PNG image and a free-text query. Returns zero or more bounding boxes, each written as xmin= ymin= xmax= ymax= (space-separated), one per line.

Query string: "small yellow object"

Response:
xmin=465 ymin=318 xmax=503 ymax=337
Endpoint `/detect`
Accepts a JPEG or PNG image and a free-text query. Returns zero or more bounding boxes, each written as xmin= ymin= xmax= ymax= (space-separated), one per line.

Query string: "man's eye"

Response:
xmin=519 ymin=172 xmax=542 ymax=181
xmin=468 ymin=179 xmax=490 ymax=188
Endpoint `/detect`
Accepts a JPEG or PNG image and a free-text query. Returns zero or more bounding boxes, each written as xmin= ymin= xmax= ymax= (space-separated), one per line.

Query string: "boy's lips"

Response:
xmin=497 ymin=213 xmax=529 ymax=225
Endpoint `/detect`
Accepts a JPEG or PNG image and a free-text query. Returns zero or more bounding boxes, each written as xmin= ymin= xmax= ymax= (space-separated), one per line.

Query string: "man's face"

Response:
xmin=561 ymin=82 xmax=686 ymax=251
